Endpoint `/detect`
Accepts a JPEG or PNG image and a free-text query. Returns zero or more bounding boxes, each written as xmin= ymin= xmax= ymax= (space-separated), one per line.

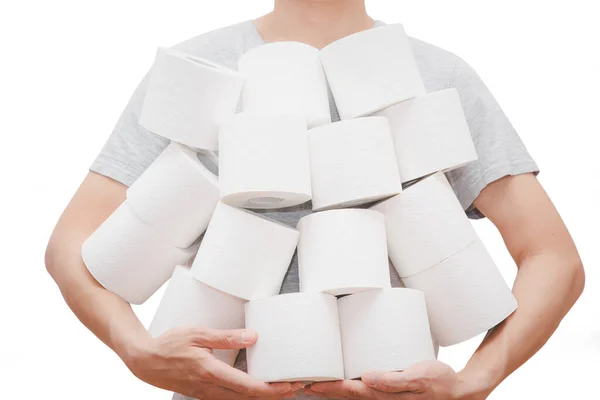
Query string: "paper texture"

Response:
xmin=245 ymin=293 xmax=345 ymax=382
xmin=218 ymin=112 xmax=312 ymax=209
xmin=375 ymin=88 xmax=478 ymax=183
xmin=191 ymin=202 xmax=299 ymax=300
xmin=338 ymin=288 xmax=436 ymax=379
xmin=308 ymin=116 xmax=402 ymax=211
xmin=320 ymin=23 xmax=425 ymax=120
xmin=148 ymin=266 xmax=246 ymax=366
xmin=297 ymin=209 xmax=391 ymax=295
xmin=402 ymin=238 xmax=518 ymax=346
xmin=238 ymin=42 xmax=330 ymax=128
xmin=81 ymin=201 xmax=197 ymax=305
xmin=126 ymin=142 xmax=219 ymax=248
xmin=371 ymin=172 xmax=477 ymax=278
xmin=139 ymin=47 xmax=244 ymax=150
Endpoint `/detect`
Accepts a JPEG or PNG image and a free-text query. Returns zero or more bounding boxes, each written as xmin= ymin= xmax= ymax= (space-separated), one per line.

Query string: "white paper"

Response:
xmin=320 ymin=23 xmax=425 ymax=120
xmin=375 ymin=88 xmax=478 ymax=184
xmin=126 ymin=143 xmax=219 ymax=248
xmin=308 ymin=116 xmax=402 ymax=211
xmin=238 ymin=42 xmax=330 ymax=128
xmin=371 ymin=172 xmax=477 ymax=278
xmin=338 ymin=288 xmax=435 ymax=379
xmin=297 ymin=209 xmax=391 ymax=295
xmin=218 ymin=112 xmax=312 ymax=209
xmin=148 ymin=266 xmax=246 ymax=365
xmin=402 ymin=238 xmax=518 ymax=346
xmin=81 ymin=201 xmax=197 ymax=305
xmin=139 ymin=47 xmax=244 ymax=151
xmin=245 ymin=293 xmax=345 ymax=382
xmin=191 ymin=202 xmax=299 ymax=300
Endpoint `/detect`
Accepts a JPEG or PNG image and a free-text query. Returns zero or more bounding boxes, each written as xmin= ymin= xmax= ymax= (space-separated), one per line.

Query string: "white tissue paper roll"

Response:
xmin=245 ymin=293 xmax=345 ymax=382
xmin=371 ymin=172 xmax=477 ymax=278
xmin=308 ymin=116 xmax=402 ymax=211
xmin=148 ymin=266 xmax=246 ymax=366
xmin=402 ymin=238 xmax=518 ymax=346
xmin=338 ymin=288 xmax=435 ymax=379
xmin=375 ymin=88 xmax=478 ymax=184
xmin=218 ymin=113 xmax=312 ymax=209
xmin=191 ymin=202 xmax=299 ymax=300
xmin=127 ymin=142 xmax=219 ymax=249
xmin=320 ymin=23 xmax=425 ymax=120
xmin=81 ymin=201 xmax=197 ymax=305
xmin=238 ymin=42 xmax=330 ymax=128
xmin=297 ymin=209 xmax=391 ymax=295
xmin=139 ymin=47 xmax=244 ymax=151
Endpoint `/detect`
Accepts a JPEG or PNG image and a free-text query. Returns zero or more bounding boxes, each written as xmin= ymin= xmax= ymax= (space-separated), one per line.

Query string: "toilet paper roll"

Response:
xmin=402 ymin=238 xmax=518 ymax=346
xmin=245 ymin=293 xmax=345 ymax=382
xmin=218 ymin=113 xmax=312 ymax=209
xmin=320 ymin=23 xmax=425 ymax=120
xmin=338 ymin=288 xmax=436 ymax=379
xmin=148 ymin=266 xmax=246 ymax=366
xmin=191 ymin=202 xmax=299 ymax=300
xmin=297 ymin=209 xmax=391 ymax=295
xmin=375 ymin=88 xmax=478 ymax=184
xmin=139 ymin=47 xmax=244 ymax=150
xmin=238 ymin=42 xmax=330 ymax=128
xmin=127 ymin=142 xmax=219 ymax=249
xmin=371 ymin=172 xmax=477 ymax=278
xmin=308 ymin=116 xmax=402 ymax=211
xmin=81 ymin=201 xmax=197 ymax=305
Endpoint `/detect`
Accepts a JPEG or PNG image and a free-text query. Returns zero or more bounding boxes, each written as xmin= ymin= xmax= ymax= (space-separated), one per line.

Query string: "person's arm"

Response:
xmin=306 ymin=173 xmax=584 ymax=399
xmin=45 ymin=171 xmax=300 ymax=399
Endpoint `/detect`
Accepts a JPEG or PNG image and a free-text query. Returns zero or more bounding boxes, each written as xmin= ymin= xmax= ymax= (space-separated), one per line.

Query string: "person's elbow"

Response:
xmin=568 ymin=252 xmax=585 ymax=301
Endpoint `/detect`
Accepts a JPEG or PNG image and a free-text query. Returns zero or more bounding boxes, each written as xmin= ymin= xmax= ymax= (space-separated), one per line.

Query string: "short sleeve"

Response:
xmin=89 ymin=68 xmax=170 ymax=187
xmin=444 ymin=56 xmax=539 ymax=219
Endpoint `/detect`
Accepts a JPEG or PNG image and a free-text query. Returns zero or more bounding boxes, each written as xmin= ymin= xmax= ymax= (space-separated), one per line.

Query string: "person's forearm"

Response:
xmin=46 ymin=228 xmax=150 ymax=364
xmin=455 ymin=250 xmax=584 ymax=399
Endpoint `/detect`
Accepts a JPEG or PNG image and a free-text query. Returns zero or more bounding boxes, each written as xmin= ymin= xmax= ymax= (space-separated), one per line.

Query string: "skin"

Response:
xmin=46 ymin=1 xmax=585 ymax=399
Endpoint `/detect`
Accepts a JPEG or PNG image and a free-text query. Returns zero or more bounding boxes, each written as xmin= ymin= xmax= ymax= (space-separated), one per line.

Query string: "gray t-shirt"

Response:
xmin=90 ymin=19 xmax=538 ymax=400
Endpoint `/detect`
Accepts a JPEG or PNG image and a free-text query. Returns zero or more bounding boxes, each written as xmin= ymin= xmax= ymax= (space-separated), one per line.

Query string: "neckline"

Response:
xmin=246 ymin=18 xmax=386 ymax=46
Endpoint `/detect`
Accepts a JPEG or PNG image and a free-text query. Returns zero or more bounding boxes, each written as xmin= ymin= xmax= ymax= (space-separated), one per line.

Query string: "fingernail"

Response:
xmin=240 ymin=332 xmax=254 ymax=344
xmin=363 ymin=373 xmax=377 ymax=386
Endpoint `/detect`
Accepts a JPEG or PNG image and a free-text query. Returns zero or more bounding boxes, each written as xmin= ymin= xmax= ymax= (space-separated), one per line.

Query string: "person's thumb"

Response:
xmin=188 ymin=327 xmax=258 ymax=349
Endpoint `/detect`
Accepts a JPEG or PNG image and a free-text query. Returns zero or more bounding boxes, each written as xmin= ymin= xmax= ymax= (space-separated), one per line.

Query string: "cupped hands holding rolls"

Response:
xmin=124 ymin=326 xmax=302 ymax=400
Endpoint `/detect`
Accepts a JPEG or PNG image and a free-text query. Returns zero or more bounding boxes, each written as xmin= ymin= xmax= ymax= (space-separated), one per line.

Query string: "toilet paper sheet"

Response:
xmin=238 ymin=42 xmax=330 ymax=128
xmin=139 ymin=47 xmax=244 ymax=150
xmin=81 ymin=201 xmax=197 ymax=305
xmin=148 ymin=266 xmax=246 ymax=366
xmin=308 ymin=116 xmax=402 ymax=211
xmin=127 ymin=142 xmax=219 ymax=249
xmin=191 ymin=202 xmax=299 ymax=300
xmin=218 ymin=112 xmax=312 ymax=209
xmin=371 ymin=172 xmax=477 ymax=278
xmin=297 ymin=209 xmax=391 ymax=295
xmin=338 ymin=288 xmax=436 ymax=379
xmin=375 ymin=88 xmax=478 ymax=183
xmin=320 ymin=23 xmax=425 ymax=120
xmin=245 ymin=293 xmax=345 ymax=382
xmin=402 ymin=238 xmax=518 ymax=346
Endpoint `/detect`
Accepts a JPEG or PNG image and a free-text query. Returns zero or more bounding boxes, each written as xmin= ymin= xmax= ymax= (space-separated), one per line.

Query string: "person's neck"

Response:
xmin=254 ymin=0 xmax=373 ymax=49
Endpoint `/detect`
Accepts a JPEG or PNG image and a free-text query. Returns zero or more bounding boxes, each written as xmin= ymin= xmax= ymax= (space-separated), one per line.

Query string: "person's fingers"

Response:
xmin=309 ymin=379 xmax=374 ymax=399
xmin=188 ymin=327 xmax=258 ymax=349
xmin=203 ymin=358 xmax=300 ymax=397
xmin=361 ymin=370 xmax=426 ymax=393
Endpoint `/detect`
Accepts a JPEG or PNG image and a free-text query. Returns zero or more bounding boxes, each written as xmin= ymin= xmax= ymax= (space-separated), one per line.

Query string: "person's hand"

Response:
xmin=125 ymin=326 xmax=302 ymax=399
xmin=305 ymin=361 xmax=481 ymax=399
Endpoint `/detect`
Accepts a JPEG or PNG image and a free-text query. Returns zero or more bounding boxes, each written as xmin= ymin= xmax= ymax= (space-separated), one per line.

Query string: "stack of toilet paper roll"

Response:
xmin=81 ymin=21 xmax=519 ymax=380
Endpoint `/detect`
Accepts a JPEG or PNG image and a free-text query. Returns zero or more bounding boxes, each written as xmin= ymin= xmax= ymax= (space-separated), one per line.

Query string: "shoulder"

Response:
xmin=168 ymin=20 xmax=261 ymax=69
xmin=406 ymin=35 xmax=462 ymax=93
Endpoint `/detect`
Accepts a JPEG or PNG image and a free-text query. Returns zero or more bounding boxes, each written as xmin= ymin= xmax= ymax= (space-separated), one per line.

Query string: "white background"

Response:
xmin=1 ymin=1 xmax=598 ymax=398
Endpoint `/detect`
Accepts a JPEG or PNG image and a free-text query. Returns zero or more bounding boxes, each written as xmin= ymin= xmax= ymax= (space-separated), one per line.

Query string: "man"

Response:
xmin=45 ymin=1 xmax=584 ymax=399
